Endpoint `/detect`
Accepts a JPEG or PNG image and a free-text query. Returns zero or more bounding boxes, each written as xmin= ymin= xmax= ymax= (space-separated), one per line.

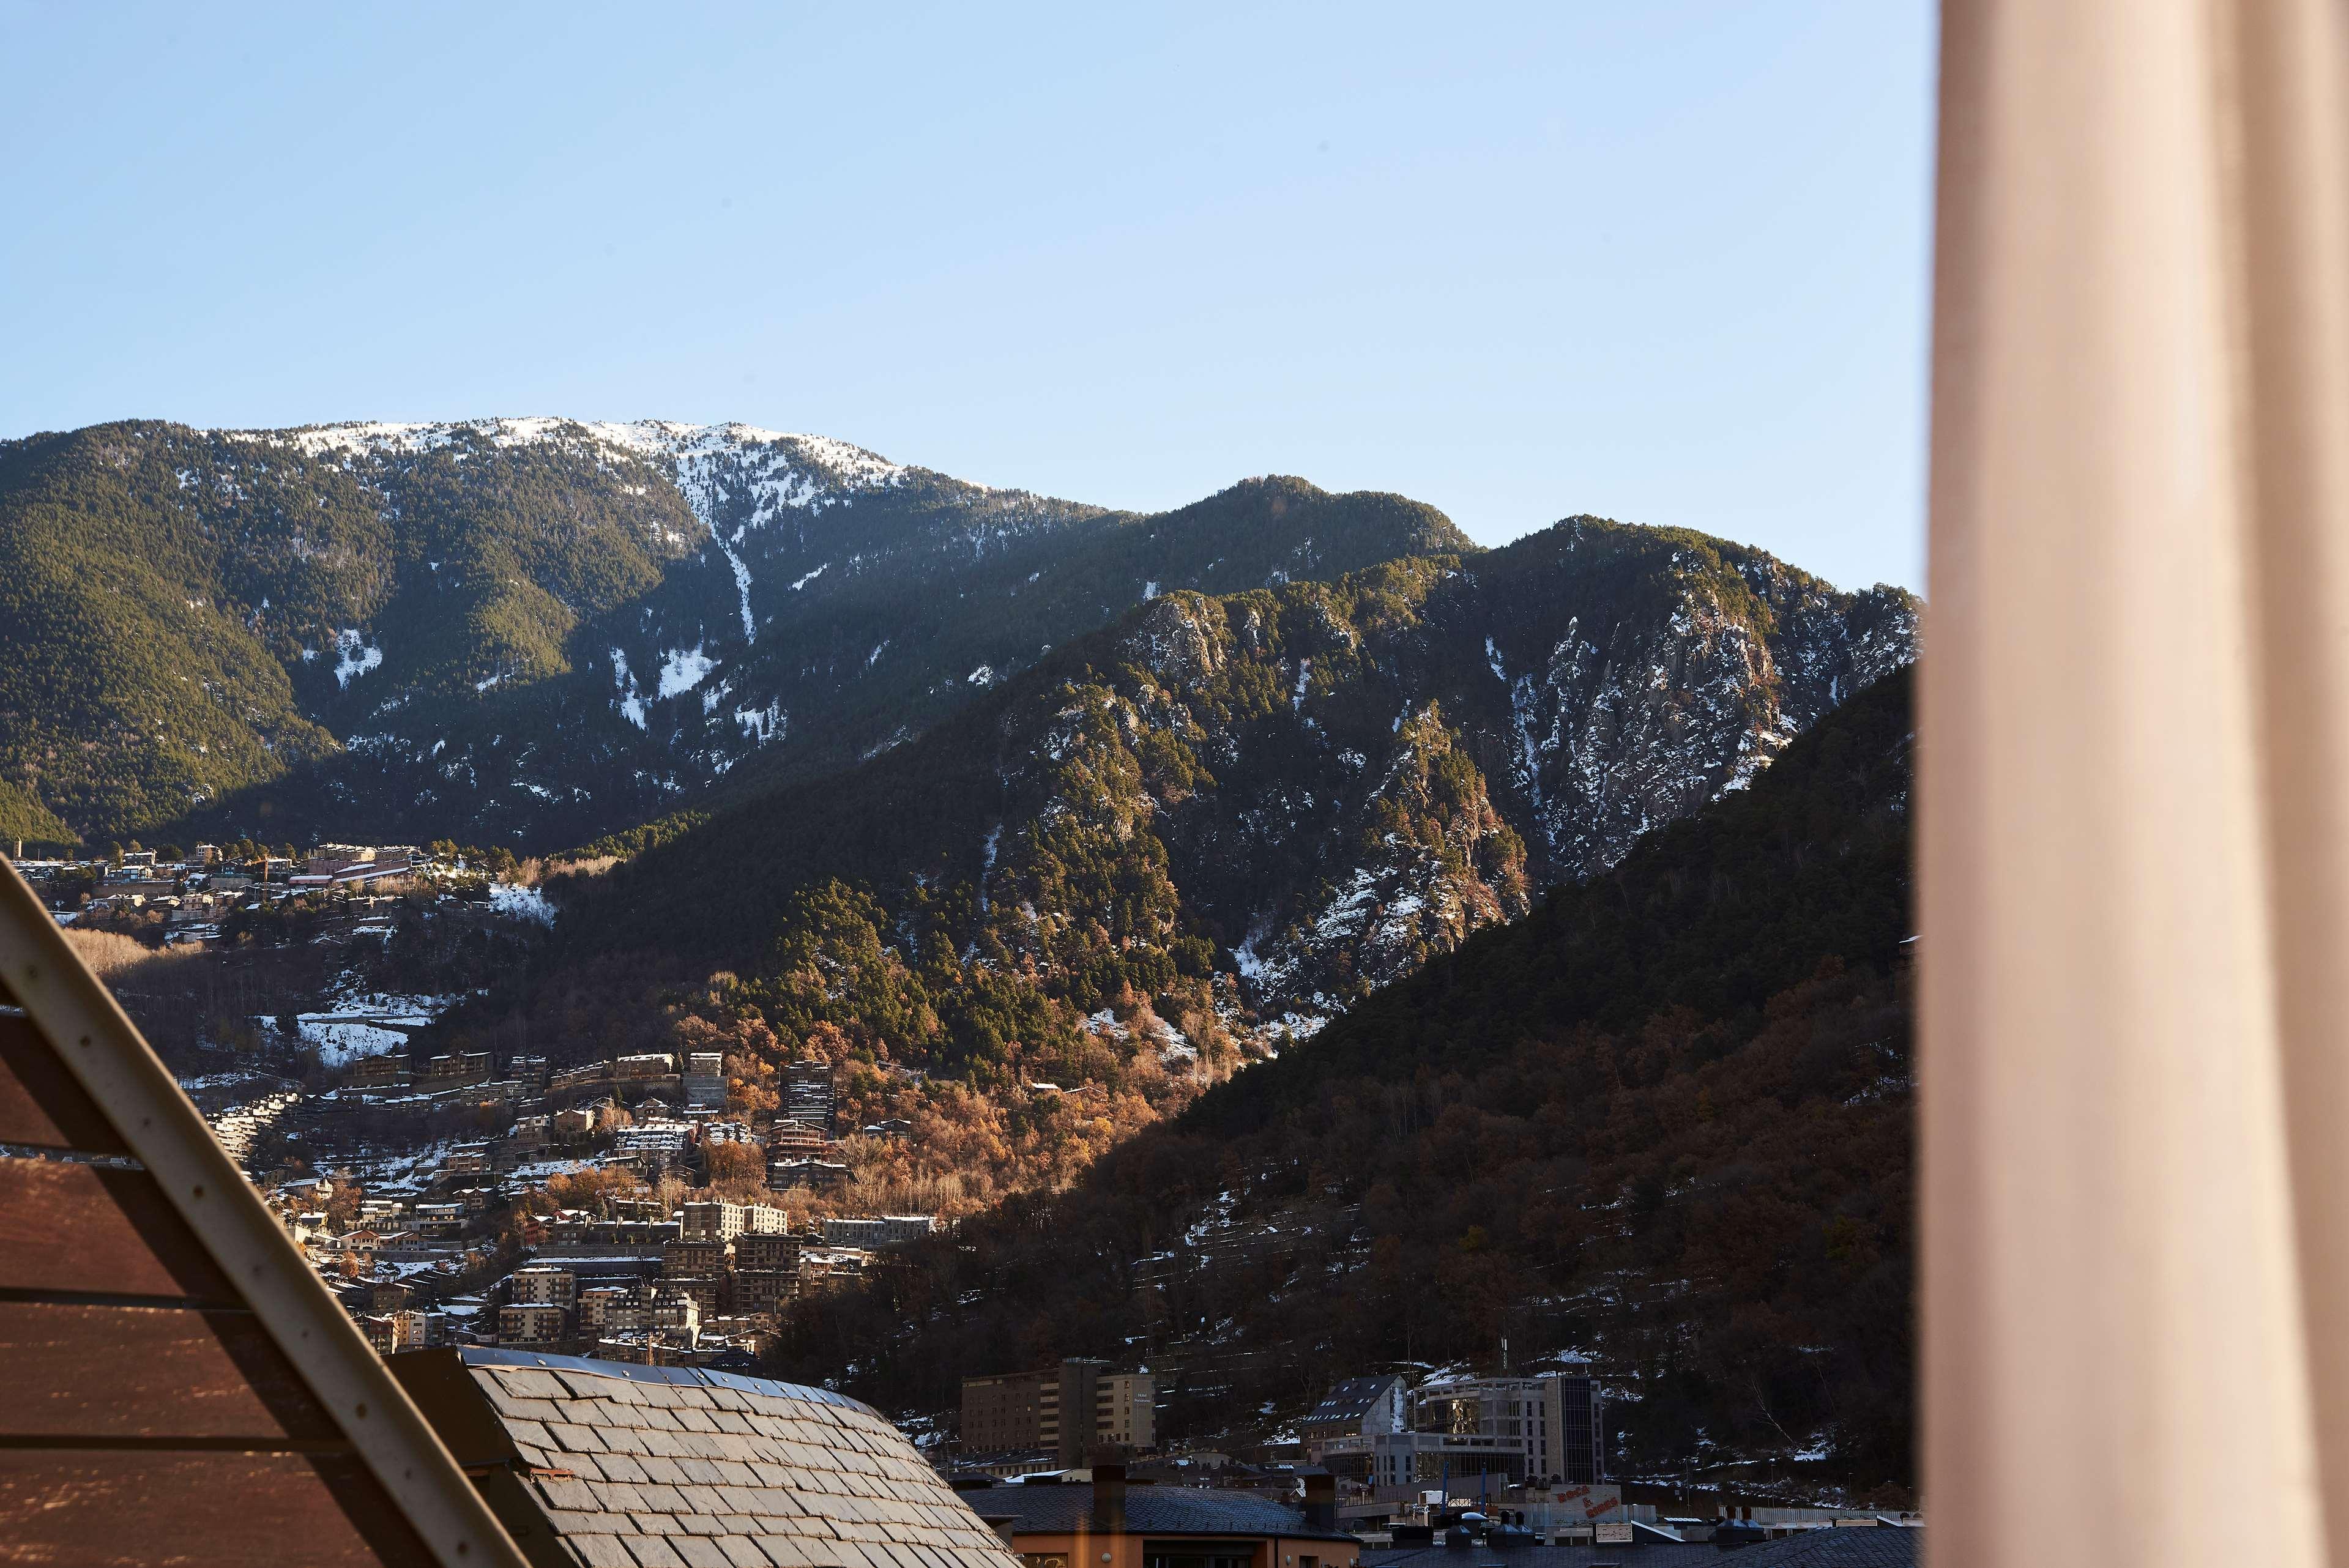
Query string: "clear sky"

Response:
xmin=0 ymin=2 xmax=1935 ymax=591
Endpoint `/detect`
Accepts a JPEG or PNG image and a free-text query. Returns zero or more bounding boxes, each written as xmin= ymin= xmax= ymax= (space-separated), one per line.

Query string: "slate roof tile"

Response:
xmin=718 ymin=1530 xmax=775 ymax=1568
xmin=535 ymin=1476 xmax=601 ymax=1514
xmin=572 ymin=1537 xmax=636 ymax=1568
xmin=495 ymin=1369 xmax=573 ymax=1401
xmin=601 ymin=1454 xmax=652 ymax=1485
xmin=626 ymin=1536 xmax=690 ymax=1568
xmin=549 ymin=1421 xmax=609 ymax=1454
xmin=603 ymin=1481 xmax=653 ymax=1514
xmin=539 ymin=1509 xmax=611 ymax=1538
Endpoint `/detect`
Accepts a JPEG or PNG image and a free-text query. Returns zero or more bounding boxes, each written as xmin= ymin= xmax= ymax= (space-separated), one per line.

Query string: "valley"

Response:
xmin=2 ymin=412 xmax=1919 ymax=1504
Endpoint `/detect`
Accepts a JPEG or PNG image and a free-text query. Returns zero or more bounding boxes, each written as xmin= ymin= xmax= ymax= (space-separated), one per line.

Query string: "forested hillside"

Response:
xmin=764 ymin=667 xmax=1918 ymax=1498
xmin=0 ymin=418 xmax=1467 ymax=848
xmin=427 ymin=519 xmax=1910 ymax=1208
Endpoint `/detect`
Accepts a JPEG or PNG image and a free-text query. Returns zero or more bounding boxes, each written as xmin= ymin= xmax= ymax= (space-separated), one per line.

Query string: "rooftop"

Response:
xmin=1304 ymin=1377 xmax=1398 ymax=1425
xmin=1360 ymin=1530 xmax=1919 ymax=1567
xmin=390 ymin=1347 xmax=1021 ymax=1568
xmin=967 ymin=1482 xmax=1357 ymax=1544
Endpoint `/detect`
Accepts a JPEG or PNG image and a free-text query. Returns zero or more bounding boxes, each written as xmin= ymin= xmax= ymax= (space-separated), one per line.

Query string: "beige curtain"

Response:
xmin=1923 ymin=0 xmax=2349 ymax=1562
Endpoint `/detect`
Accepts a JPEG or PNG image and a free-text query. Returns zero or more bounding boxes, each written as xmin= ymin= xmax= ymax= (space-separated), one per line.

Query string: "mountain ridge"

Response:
xmin=0 ymin=417 xmax=1470 ymax=847
xmin=453 ymin=515 xmax=1912 ymax=1110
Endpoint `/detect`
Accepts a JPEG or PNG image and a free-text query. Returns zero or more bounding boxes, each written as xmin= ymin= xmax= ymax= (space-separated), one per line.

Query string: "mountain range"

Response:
xmin=0 ymin=418 xmax=1466 ymax=849
xmin=522 ymin=514 xmax=1913 ymax=1052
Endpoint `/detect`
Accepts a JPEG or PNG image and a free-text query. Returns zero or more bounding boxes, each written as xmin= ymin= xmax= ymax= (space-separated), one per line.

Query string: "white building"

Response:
xmin=819 ymin=1214 xmax=938 ymax=1247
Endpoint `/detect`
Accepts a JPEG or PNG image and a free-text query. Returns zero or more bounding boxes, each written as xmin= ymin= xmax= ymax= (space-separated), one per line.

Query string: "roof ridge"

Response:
xmin=455 ymin=1345 xmax=880 ymax=1414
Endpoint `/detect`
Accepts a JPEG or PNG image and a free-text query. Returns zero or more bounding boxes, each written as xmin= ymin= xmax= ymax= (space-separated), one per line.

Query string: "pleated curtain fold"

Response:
xmin=1924 ymin=1 xmax=2349 ymax=1562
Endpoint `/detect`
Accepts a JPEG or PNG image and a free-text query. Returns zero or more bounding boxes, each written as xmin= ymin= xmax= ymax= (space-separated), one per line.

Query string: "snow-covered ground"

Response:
xmin=299 ymin=1019 xmax=408 ymax=1061
xmin=258 ymin=989 xmax=458 ymax=1066
xmin=488 ymin=882 xmax=556 ymax=925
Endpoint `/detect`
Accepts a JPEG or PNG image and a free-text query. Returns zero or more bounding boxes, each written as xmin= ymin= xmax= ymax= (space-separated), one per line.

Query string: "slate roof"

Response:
xmin=1366 ymin=1547 xmax=1703 ymax=1566
xmin=1303 ymin=1377 xmax=1399 ymax=1427
xmin=972 ymin=1482 xmax=1360 ymax=1544
xmin=390 ymin=1348 xmax=1022 ymax=1568
xmin=1729 ymin=1528 xmax=1921 ymax=1566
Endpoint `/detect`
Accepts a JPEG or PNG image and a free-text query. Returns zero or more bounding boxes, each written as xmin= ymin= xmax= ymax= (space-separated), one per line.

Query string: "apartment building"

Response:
xmin=770 ymin=1157 xmax=850 ymax=1190
xmin=819 ymin=1214 xmax=937 ymax=1247
xmin=685 ymin=1051 xmax=726 ymax=1110
xmin=499 ymin=1302 xmax=567 ymax=1345
xmin=962 ymin=1358 xmax=1157 ymax=1465
xmin=1412 ymin=1373 xmax=1606 ymax=1485
xmin=767 ymin=1120 xmax=827 ymax=1156
xmin=509 ymin=1266 xmax=577 ymax=1309
xmin=1096 ymin=1372 xmax=1156 ymax=1451
xmin=783 ymin=1063 xmax=836 ymax=1135
xmin=680 ymin=1200 xmax=790 ymax=1242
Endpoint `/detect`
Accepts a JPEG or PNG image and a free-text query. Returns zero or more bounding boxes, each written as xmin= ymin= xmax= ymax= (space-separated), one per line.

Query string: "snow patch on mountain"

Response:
xmin=610 ymin=648 xmax=647 ymax=730
xmin=735 ymin=699 xmax=786 ymax=744
xmin=657 ymin=645 xmax=715 ymax=700
xmin=488 ymin=880 xmax=557 ymax=926
xmin=332 ymin=629 xmax=382 ymax=688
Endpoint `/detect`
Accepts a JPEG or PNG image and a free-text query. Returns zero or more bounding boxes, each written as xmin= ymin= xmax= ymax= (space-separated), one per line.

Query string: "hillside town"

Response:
xmin=7 ymin=842 xmax=926 ymax=1347
xmin=944 ymin=1361 xmax=1913 ymax=1547
xmin=4 ymin=836 xmax=1923 ymax=1556
xmin=15 ymin=836 xmax=533 ymax=946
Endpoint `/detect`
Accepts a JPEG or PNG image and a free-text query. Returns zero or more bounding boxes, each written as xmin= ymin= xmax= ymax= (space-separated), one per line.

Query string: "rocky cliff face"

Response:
xmin=1464 ymin=523 xmax=1916 ymax=879
xmin=1019 ymin=524 xmax=1915 ymax=1023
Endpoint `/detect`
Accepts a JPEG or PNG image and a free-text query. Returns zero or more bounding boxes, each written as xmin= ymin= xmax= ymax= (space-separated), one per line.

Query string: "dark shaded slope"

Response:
xmin=1195 ymin=663 xmax=1914 ymax=1133
xmin=764 ymin=667 xmax=1918 ymax=1494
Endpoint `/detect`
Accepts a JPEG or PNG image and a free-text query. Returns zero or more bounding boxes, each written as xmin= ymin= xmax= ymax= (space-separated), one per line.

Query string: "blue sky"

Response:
xmin=0 ymin=3 xmax=1935 ymax=590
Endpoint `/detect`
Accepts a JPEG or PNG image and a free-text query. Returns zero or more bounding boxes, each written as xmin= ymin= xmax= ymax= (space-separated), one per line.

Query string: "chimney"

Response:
xmin=1091 ymin=1462 xmax=1128 ymax=1535
xmin=1303 ymin=1473 xmax=1337 ymax=1531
